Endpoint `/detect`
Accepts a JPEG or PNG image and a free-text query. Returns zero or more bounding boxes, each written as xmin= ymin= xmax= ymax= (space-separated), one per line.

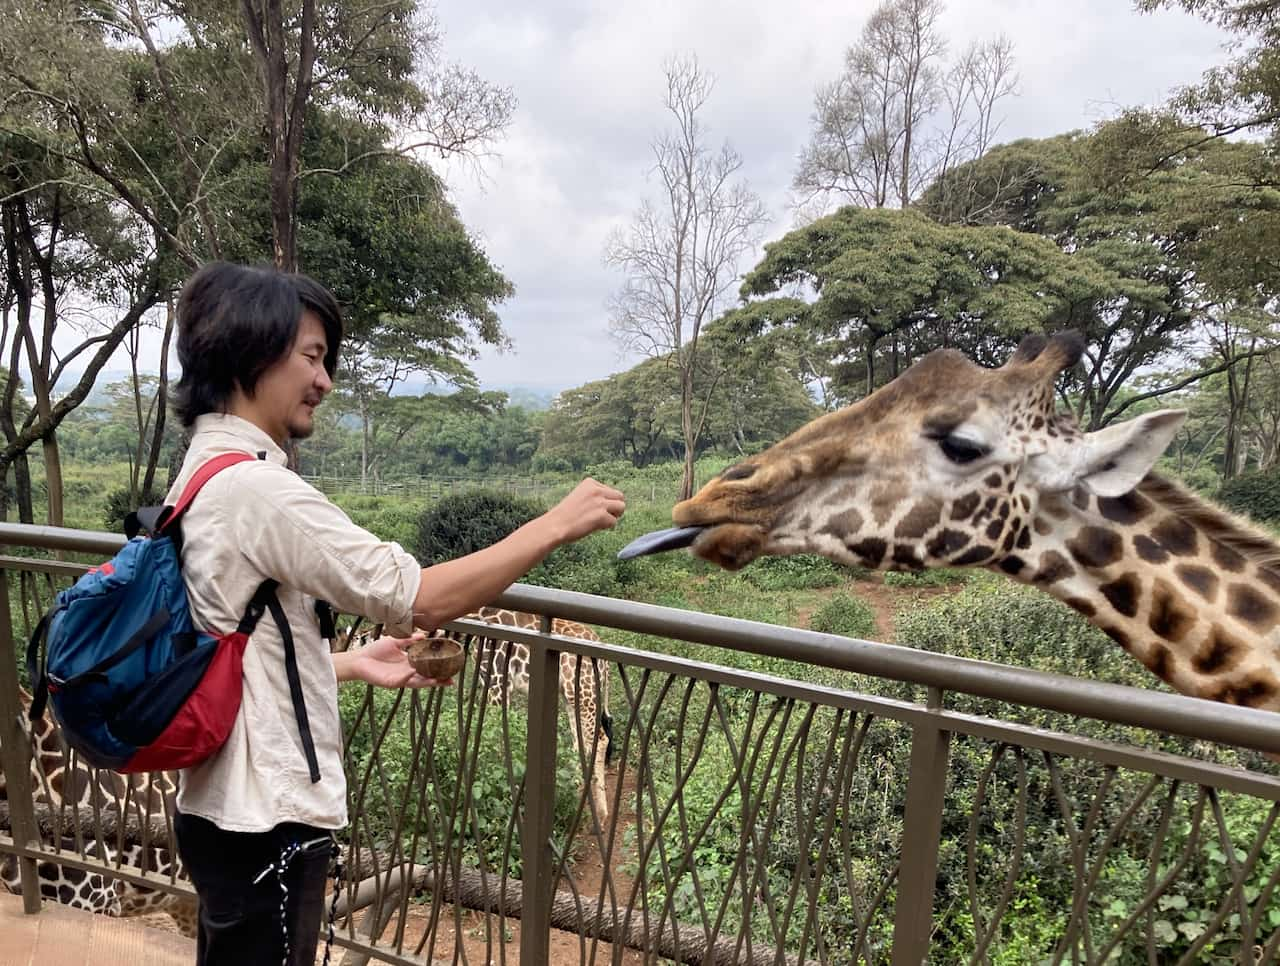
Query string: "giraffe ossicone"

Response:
xmin=624 ymin=330 xmax=1280 ymax=720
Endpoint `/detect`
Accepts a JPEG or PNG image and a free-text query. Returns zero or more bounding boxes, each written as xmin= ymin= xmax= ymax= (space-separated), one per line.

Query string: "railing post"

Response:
xmin=892 ymin=686 xmax=951 ymax=965
xmin=0 ymin=571 xmax=43 ymax=913
xmin=520 ymin=614 xmax=559 ymax=966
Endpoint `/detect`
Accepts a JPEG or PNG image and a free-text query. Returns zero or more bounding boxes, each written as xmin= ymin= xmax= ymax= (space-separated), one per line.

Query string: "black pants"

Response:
xmin=175 ymin=812 xmax=336 ymax=966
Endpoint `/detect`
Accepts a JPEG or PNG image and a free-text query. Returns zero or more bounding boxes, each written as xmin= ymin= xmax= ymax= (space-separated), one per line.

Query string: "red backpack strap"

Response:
xmin=159 ymin=452 xmax=258 ymax=532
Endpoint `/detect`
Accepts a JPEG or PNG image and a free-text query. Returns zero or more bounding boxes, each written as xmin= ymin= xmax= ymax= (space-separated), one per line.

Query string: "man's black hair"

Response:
xmin=172 ymin=262 xmax=343 ymax=428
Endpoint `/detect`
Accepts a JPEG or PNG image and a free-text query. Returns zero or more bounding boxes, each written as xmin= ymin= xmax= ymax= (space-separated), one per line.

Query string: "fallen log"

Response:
xmin=3 ymin=804 xmax=800 ymax=966
xmin=341 ymin=861 xmax=800 ymax=966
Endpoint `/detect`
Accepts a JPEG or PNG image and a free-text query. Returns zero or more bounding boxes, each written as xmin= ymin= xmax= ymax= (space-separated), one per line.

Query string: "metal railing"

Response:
xmin=2 ymin=521 xmax=1280 ymax=965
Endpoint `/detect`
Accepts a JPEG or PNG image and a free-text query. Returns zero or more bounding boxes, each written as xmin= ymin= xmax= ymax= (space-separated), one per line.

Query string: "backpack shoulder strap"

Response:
xmin=159 ymin=452 xmax=259 ymax=533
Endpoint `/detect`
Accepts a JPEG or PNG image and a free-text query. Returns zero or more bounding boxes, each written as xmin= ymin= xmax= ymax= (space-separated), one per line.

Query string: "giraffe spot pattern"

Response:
xmin=1175 ymin=564 xmax=1219 ymax=603
xmin=1101 ymin=625 xmax=1133 ymax=651
xmin=1067 ymin=526 xmax=1124 ymax=569
xmin=1151 ymin=516 xmax=1198 ymax=557
xmin=927 ymin=529 xmax=971 ymax=559
xmin=1226 ymin=583 xmax=1279 ymax=632
xmin=1134 ymin=534 xmax=1170 ymax=565
xmin=950 ymin=492 xmax=981 ymax=521
xmin=1147 ymin=580 xmax=1197 ymax=642
xmin=1143 ymin=643 xmax=1172 ymax=681
xmin=1033 ymin=551 xmax=1074 ymax=584
xmin=1193 ymin=630 xmax=1245 ymax=675
xmin=895 ymin=499 xmax=942 ymax=539
xmin=953 ymin=544 xmax=997 ymax=566
xmin=1210 ymin=541 xmax=1247 ymax=573
xmin=820 ymin=507 xmax=864 ymax=539
xmin=870 ymin=485 xmax=900 ymax=526
xmin=1100 ymin=574 xmax=1142 ymax=618
xmin=892 ymin=543 xmax=924 ymax=570
xmin=1064 ymin=596 xmax=1097 ymax=618
xmin=1097 ymin=491 xmax=1153 ymax=525
xmin=1204 ymin=673 xmax=1279 ymax=708
xmin=848 ymin=537 xmax=888 ymax=567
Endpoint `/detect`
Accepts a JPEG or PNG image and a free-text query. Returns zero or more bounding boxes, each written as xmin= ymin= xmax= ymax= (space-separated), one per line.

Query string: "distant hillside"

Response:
xmin=503 ymin=387 xmax=555 ymax=411
xmin=54 ymin=368 xmax=558 ymax=411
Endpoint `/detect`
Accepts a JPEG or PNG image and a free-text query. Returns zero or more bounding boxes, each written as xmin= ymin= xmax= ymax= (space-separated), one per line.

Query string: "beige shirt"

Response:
xmin=167 ymin=413 xmax=421 ymax=832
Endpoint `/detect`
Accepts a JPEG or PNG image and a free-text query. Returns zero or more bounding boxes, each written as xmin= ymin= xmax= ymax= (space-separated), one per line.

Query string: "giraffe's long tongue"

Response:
xmin=617 ymin=526 xmax=707 ymax=560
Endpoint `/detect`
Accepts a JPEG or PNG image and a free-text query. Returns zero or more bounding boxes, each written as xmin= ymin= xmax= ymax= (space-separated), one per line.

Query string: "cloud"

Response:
xmin=429 ymin=0 xmax=1230 ymax=394
xmin=67 ymin=1 xmax=1229 ymax=397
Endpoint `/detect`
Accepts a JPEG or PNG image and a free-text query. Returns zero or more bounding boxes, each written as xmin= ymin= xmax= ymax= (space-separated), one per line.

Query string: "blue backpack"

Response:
xmin=26 ymin=453 xmax=321 ymax=781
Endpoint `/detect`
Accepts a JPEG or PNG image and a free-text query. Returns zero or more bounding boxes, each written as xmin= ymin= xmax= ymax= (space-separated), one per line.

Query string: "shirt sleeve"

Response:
xmin=217 ymin=463 xmax=423 ymax=637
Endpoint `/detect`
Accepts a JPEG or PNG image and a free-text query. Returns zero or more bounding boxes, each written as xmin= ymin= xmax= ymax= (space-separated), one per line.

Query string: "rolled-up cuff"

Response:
xmin=365 ymin=543 xmax=421 ymax=637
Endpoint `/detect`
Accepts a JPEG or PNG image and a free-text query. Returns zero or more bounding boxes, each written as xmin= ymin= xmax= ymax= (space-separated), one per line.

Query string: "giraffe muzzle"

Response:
xmin=616 ymin=525 xmax=708 ymax=560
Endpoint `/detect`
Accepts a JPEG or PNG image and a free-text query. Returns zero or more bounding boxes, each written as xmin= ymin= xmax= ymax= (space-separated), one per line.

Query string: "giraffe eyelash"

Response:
xmin=933 ymin=434 xmax=990 ymax=465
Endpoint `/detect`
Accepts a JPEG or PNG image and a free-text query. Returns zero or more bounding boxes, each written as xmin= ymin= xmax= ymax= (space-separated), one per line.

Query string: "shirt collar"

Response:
xmin=192 ymin=412 xmax=289 ymax=466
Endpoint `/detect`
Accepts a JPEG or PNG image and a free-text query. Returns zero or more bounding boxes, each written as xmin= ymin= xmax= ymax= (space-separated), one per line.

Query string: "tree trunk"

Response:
xmin=241 ymin=0 xmax=318 ymax=273
xmin=142 ymin=300 xmax=175 ymax=498
xmin=360 ymin=395 xmax=371 ymax=485
xmin=864 ymin=332 xmax=878 ymax=397
xmin=680 ymin=366 xmax=696 ymax=501
xmin=40 ymin=435 xmax=64 ymax=527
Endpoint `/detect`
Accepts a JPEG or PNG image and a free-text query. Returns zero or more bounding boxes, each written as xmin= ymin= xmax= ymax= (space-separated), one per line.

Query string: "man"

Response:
xmin=167 ymin=261 xmax=625 ymax=964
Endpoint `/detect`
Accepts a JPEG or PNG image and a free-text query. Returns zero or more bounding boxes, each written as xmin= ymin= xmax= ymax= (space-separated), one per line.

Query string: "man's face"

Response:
xmin=254 ymin=310 xmax=333 ymax=443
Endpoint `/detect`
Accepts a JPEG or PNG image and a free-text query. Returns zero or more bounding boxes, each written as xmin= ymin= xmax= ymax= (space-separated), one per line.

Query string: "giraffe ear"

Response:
xmin=1078 ymin=410 xmax=1187 ymax=497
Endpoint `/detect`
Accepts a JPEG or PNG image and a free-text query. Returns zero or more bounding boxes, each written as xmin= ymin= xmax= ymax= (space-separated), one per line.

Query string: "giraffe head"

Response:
xmin=628 ymin=332 xmax=1186 ymax=574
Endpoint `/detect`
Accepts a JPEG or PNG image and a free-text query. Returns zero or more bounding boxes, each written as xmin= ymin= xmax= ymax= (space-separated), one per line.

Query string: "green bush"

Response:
xmin=882 ymin=567 xmax=972 ymax=588
xmin=739 ymin=554 xmax=844 ymax=591
xmin=411 ymin=489 xmax=548 ymax=563
xmin=101 ymin=486 xmax=164 ymax=532
xmin=1219 ymin=466 xmax=1280 ymax=523
xmin=808 ymin=593 xmax=877 ymax=639
xmin=411 ymin=488 xmax=622 ymax=597
xmin=335 ymin=494 xmax=430 ymax=549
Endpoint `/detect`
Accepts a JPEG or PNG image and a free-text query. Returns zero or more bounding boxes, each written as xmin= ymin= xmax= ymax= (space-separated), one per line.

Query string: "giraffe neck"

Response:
xmin=1005 ymin=474 xmax=1280 ymax=711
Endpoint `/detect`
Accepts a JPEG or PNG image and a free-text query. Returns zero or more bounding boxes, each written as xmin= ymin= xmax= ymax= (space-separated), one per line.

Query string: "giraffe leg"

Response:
xmin=561 ymin=655 xmax=610 ymax=827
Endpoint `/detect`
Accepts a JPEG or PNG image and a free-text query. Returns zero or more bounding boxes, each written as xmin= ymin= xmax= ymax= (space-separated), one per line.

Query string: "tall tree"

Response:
xmin=739 ymin=206 xmax=1126 ymax=403
xmin=606 ymin=55 xmax=769 ymax=500
xmin=794 ymin=0 xmax=1016 ymax=214
xmin=920 ymin=121 xmax=1280 ymax=431
xmin=0 ymin=1 xmax=513 ymax=506
xmin=300 ymin=122 xmax=512 ymax=482
xmin=237 ymin=0 xmax=514 ymax=270
xmin=1136 ymin=0 xmax=1280 ymax=148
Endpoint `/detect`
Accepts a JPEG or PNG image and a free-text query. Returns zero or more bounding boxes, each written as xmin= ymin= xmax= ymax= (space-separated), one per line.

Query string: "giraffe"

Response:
xmin=623 ymin=330 xmax=1280 ymax=727
xmin=0 ymin=687 xmax=198 ymax=935
xmin=462 ymin=606 xmax=614 ymax=822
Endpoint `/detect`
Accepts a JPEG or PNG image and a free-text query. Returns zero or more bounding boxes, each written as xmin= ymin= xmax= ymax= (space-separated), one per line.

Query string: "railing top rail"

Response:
xmin=2 ymin=521 xmax=1279 ymax=755
xmin=491 ymin=587 xmax=1280 ymax=757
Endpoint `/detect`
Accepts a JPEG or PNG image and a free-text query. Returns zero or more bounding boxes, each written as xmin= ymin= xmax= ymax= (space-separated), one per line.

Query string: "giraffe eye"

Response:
xmin=938 ymin=435 xmax=989 ymax=465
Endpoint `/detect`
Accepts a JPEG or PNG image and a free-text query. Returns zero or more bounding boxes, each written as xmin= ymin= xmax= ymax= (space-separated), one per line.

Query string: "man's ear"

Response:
xmin=1077 ymin=410 xmax=1187 ymax=497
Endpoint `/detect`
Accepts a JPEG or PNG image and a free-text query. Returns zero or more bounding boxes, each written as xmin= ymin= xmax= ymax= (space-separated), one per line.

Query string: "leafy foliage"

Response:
xmin=412 ymin=490 xmax=546 ymax=565
xmin=1219 ymin=465 xmax=1280 ymax=523
xmin=807 ymin=593 xmax=877 ymax=638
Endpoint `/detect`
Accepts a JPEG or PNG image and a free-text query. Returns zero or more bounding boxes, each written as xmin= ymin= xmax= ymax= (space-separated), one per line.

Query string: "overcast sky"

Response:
xmin=423 ymin=0 xmax=1230 ymax=393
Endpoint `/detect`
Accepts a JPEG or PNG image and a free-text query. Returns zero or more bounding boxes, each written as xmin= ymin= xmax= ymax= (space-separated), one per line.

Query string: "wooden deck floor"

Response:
xmin=0 ymin=892 xmax=194 ymax=966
